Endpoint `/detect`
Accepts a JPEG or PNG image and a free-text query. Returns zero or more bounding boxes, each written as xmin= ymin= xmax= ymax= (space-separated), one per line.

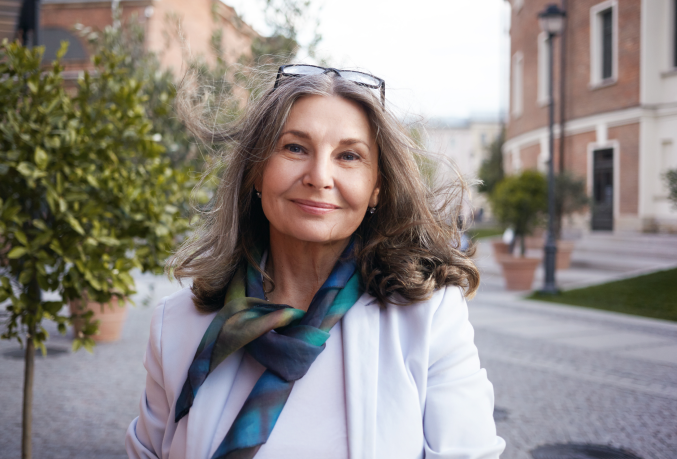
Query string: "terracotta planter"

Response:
xmin=497 ymin=256 xmax=540 ymax=291
xmin=491 ymin=241 xmax=511 ymax=260
xmin=524 ymin=236 xmax=545 ymax=250
xmin=556 ymin=240 xmax=576 ymax=270
xmin=69 ymin=296 xmax=127 ymax=342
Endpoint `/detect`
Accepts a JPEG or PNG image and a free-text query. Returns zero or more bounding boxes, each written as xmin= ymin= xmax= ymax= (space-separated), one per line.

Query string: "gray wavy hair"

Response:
xmin=167 ymin=67 xmax=479 ymax=312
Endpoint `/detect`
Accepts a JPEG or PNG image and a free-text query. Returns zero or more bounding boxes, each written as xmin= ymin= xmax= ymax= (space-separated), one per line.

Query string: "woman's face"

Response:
xmin=258 ymin=94 xmax=380 ymax=247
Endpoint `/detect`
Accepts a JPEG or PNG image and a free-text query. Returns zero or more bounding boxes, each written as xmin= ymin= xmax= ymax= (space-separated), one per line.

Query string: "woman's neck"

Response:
xmin=265 ymin=232 xmax=350 ymax=311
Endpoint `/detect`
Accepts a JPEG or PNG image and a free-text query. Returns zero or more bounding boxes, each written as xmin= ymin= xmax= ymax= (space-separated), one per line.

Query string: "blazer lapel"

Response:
xmin=342 ymin=293 xmax=380 ymax=459
xmin=184 ymin=349 xmax=245 ymax=459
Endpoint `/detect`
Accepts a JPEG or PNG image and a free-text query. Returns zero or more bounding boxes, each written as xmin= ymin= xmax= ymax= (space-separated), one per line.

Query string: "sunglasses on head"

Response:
xmin=274 ymin=64 xmax=386 ymax=106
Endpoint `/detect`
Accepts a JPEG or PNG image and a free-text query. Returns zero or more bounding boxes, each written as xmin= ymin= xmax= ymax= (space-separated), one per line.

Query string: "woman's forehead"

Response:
xmin=283 ymin=95 xmax=376 ymax=145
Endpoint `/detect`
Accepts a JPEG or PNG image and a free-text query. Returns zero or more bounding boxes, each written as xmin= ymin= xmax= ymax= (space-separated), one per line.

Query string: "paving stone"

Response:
xmin=616 ymin=344 xmax=677 ymax=366
xmin=550 ymin=331 xmax=675 ymax=351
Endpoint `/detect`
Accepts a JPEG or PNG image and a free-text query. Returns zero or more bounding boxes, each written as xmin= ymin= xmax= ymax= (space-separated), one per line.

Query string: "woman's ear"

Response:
xmin=369 ymin=185 xmax=380 ymax=208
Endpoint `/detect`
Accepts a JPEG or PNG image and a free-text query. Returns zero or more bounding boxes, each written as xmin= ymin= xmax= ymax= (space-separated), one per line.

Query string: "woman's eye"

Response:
xmin=285 ymin=144 xmax=304 ymax=153
xmin=341 ymin=152 xmax=360 ymax=161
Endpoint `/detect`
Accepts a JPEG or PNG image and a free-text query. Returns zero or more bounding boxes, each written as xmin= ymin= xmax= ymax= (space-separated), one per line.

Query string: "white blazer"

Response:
xmin=126 ymin=285 xmax=505 ymax=459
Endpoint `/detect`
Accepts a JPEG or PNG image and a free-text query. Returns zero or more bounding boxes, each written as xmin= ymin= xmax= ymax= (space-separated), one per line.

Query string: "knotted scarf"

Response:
xmin=175 ymin=243 xmax=361 ymax=459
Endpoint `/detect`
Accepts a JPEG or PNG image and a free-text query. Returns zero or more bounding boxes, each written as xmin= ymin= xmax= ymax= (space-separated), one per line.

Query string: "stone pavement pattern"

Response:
xmin=471 ymin=293 xmax=677 ymax=459
xmin=1 ymin=232 xmax=676 ymax=458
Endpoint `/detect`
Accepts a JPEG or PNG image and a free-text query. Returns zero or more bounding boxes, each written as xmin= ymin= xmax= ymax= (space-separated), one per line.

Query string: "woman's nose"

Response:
xmin=302 ymin=150 xmax=333 ymax=189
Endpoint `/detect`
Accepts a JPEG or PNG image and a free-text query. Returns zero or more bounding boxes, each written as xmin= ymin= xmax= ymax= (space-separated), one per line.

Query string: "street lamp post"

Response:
xmin=538 ymin=4 xmax=566 ymax=294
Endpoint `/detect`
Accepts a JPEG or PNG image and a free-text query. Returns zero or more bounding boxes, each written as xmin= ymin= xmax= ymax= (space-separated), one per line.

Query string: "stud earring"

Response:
xmin=369 ymin=207 xmax=376 ymax=214
xmin=255 ymin=189 xmax=262 ymax=198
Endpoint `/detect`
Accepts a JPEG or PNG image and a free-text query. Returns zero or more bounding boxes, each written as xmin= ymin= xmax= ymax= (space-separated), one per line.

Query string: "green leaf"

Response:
xmin=16 ymin=162 xmax=34 ymax=178
xmin=14 ymin=230 xmax=28 ymax=246
xmin=65 ymin=214 xmax=85 ymax=235
xmin=85 ymin=175 xmax=99 ymax=188
xmin=34 ymin=147 xmax=49 ymax=170
xmin=7 ymin=247 xmax=28 ymax=259
xmin=19 ymin=269 xmax=33 ymax=285
xmin=43 ymin=301 xmax=63 ymax=315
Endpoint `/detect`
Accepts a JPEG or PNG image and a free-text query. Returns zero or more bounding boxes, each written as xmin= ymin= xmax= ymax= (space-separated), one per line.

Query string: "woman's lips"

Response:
xmin=292 ymin=199 xmax=340 ymax=215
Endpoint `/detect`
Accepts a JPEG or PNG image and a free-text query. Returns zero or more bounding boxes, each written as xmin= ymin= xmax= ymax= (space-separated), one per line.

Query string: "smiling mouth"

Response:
xmin=291 ymin=199 xmax=340 ymax=215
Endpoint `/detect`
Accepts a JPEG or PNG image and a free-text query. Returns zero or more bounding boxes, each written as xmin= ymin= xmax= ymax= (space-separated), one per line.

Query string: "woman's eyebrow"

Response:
xmin=281 ymin=130 xmax=372 ymax=150
xmin=280 ymin=129 xmax=311 ymax=140
xmin=338 ymin=138 xmax=370 ymax=149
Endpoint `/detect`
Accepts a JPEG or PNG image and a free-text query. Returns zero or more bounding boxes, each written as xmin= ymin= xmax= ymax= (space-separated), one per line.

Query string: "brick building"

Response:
xmin=2 ymin=0 xmax=258 ymax=75
xmin=504 ymin=0 xmax=677 ymax=233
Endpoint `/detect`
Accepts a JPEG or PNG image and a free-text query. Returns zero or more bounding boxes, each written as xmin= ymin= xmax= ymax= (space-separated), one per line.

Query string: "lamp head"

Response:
xmin=538 ymin=4 xmax=566 ymax=36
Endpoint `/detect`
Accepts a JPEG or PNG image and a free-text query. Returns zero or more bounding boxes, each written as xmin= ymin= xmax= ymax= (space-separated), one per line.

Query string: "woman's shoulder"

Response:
xmin=151 ymin=286 xmax=217 ymax=345
xmin=379 ymin=285 xmax=467 ymax=319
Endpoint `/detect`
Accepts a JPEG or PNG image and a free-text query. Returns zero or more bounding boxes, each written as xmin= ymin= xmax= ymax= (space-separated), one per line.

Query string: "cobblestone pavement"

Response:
xmin=1 ymin=233 xmax=676 ymax=458
xmin=471 ymin=293 xmax=677 ymax=459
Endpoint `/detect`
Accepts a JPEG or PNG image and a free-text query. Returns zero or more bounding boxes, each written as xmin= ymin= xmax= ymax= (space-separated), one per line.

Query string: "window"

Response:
xmin=537 ymin=33 xmax=551 ymax=105
xmin=512 ymin=52 xmax=524 ymax=118
xmin=590 ymin=1 xmax=618 ymax=86
xmin=601 ymin=9 xmax=613 ymax=79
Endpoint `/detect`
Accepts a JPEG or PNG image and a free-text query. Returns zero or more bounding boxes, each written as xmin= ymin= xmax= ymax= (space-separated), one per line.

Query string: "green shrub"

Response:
xmin=489 ymin=170 xmax=547 ymax=255
xmin=664 ymin=169 xmax=677 ymax=208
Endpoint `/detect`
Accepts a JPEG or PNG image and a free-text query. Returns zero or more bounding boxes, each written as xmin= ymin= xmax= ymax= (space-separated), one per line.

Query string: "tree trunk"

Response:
xmin=22 ymin=325 xmax=35 ymax=459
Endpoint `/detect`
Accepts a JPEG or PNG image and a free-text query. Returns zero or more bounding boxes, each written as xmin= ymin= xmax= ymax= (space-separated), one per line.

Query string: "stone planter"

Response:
xmin=497 ymin=256 xmax=540 ymax=291
xmin=69 ymin=295 xmax=127 ymax=342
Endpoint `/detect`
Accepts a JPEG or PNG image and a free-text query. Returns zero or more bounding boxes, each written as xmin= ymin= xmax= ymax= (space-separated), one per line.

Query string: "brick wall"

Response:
xmin=563 ymin=131 xmax=596 ymax=178
xmin=507 ymin=0 xmax=562 ymax=140
xmin=147 ymin=0 xmax=255 ymax=74
xmin=564 ymin=0 xmax=641 ymax=121
xmin=40 ymin=0 xmax=256 ymax=76
xmin=520 ymin=143 xmax=541 ymax=171
xmin=506 ymin=0 xmax=641 ymax=141
xmin=41 ymin=2 xmax=147 ymax=71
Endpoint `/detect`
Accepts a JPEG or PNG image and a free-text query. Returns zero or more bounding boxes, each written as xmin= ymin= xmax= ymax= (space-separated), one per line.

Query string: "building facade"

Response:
xmin=505 ymin=0 xmax=677 ymax=233
xmin=4 ymin=0 xmax=257 ymax=75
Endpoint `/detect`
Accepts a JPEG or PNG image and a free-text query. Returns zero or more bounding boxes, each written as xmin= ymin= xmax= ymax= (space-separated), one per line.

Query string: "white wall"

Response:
xmin=639 ymin=0 xmax=677 ymax=231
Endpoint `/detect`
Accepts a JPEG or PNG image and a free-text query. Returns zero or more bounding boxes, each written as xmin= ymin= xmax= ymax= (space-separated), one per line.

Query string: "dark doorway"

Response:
xmin=592 ymin=148 xmax=614 ymax=231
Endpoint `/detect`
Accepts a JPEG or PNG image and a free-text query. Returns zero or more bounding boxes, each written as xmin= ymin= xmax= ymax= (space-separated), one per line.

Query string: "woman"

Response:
xmin=126 ymin=65 xmax=506 ymax=459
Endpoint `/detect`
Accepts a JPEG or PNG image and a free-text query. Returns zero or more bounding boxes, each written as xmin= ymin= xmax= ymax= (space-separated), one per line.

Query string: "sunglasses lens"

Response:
xmin=338 ymin=71 xmax=381 ymax=88
xmin=283 ymin=65 xmax=326 ymax=76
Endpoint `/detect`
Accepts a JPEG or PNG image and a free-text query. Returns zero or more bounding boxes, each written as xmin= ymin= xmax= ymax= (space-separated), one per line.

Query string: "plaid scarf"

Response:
xmin=175 ymin=242 xmax=360 ymax=459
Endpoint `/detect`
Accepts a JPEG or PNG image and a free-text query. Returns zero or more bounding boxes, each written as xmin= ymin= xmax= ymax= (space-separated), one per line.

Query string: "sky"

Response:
xmin=228 ymin=0 xmax=511 ymax=121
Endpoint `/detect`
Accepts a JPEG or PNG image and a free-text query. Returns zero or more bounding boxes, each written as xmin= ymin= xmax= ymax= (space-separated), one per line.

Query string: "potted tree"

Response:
xmin=521 ymin=172 xmax=589 ymax=269
xmin=489 ymin=170 xmax=547 ymax=291
xmin=553 ymin=171 xmax=589 ymax=269
xmin=0 ymin=41 xmax=191 ymax=457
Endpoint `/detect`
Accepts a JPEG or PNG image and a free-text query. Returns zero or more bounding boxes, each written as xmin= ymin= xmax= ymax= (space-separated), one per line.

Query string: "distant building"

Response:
xmin=504 ymin=0 xmax=677 ymax=233
xmin=2 ymin=0 xmax=258 ymax=75
xmin=425 ymin=117 xmax=503 ymax=217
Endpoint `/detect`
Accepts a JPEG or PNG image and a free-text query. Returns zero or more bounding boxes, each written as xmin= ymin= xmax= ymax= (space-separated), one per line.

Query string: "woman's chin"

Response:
xmin=270 ymin=224 xmax=354 ymax=247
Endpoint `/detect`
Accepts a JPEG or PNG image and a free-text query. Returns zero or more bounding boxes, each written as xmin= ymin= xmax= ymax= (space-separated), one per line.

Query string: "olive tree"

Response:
xmin=0 ymin=40 xmax=190 ymax=458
